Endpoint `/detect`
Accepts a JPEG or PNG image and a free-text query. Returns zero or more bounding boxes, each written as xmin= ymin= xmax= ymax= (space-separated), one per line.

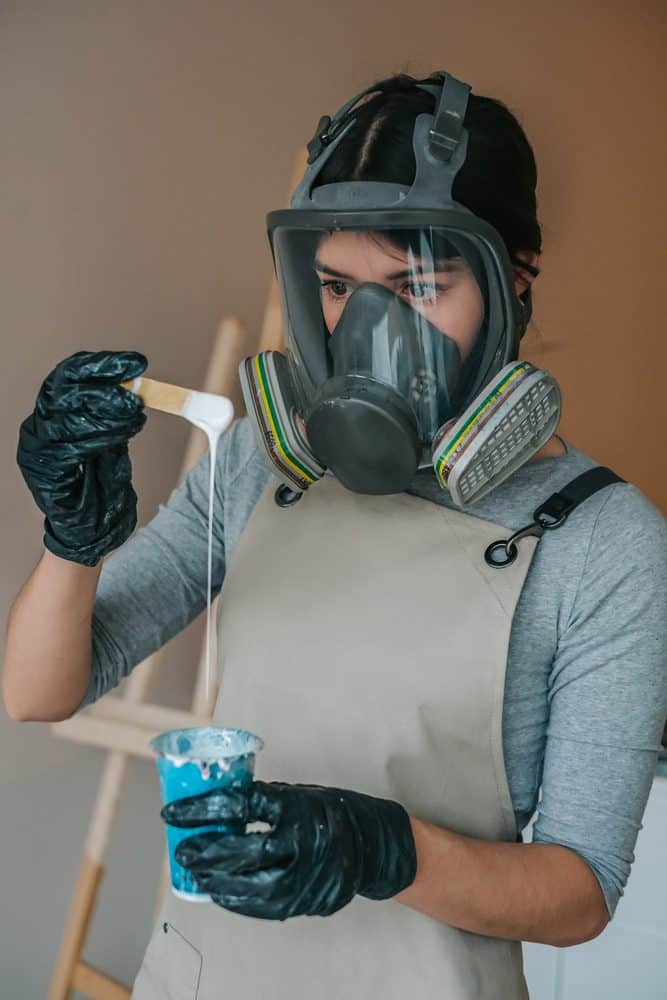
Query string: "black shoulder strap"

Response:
xmin=533 ymin=467 xmax=625 ymax=527
xmin=485 ymin=466 xmax=626 ymax=569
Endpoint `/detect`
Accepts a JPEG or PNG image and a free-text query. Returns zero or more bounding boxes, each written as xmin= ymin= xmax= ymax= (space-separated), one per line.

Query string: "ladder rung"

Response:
xmin=90 ymin=696 xmax=210 ymax=732
xmin=51 ymin=715 xmax=161 ymax=759
xmin=51 ymin=704 xmax=210 ymax=758
xmin=72 ymin=960 xmax=130 ymax=999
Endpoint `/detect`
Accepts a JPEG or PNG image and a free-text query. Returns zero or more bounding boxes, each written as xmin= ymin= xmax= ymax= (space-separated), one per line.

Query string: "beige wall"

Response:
xmin=1 ymin=1 xmax=665 ymax=994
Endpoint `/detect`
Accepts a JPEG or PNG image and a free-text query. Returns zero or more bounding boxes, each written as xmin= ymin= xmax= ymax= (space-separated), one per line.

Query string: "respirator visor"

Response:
xmin=271 ymin=223 xmax=500 ymax=447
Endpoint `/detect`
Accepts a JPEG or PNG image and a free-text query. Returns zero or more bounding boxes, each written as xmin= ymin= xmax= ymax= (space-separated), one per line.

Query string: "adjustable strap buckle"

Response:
xmin=427 ymin=75 xmax=471 ymax=163
xmin=484 ymin=466 xmax=625 ymax=569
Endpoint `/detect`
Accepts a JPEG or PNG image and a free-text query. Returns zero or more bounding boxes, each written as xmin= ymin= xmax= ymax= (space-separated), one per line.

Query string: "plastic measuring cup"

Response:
xmin=150 ymin=726 xmax=264 ymax=902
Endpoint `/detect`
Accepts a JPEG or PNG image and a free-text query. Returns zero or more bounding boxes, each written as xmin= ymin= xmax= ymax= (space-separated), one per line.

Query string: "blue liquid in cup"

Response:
xmin=150 ymin=726 xmax=264 ymax=902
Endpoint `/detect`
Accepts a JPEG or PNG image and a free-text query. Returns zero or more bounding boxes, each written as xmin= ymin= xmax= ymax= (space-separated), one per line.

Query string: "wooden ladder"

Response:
xmin=47 ymin=151 xmax=304 ymax=1000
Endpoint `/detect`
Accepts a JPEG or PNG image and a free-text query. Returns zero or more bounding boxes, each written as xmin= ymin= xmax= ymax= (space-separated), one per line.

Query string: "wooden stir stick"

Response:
xmin=121 ymin=376 xmax=234 ymax=431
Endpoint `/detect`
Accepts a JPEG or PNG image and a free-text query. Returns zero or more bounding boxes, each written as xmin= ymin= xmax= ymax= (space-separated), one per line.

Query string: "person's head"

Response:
xmin=310 ymin=72 xmax=541 ymax=360
xmin=244 ymin=72 xmax=558 ymax=499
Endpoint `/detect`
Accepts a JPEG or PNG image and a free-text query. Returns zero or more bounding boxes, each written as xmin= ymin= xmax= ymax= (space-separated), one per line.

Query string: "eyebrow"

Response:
xmin=313 ymin=257 xmax=465 ymax=281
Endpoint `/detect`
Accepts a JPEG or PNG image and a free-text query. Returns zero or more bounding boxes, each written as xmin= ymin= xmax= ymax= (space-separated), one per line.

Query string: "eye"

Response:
xmin=402 ymin=281 xmax=441 ymax=301
xmin=319 ymin=279 xmax=351 ymax=300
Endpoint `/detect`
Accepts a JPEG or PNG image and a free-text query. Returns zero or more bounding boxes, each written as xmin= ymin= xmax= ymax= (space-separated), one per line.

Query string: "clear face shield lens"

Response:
xmin=272 ymin=226 xmax=491 ymax=444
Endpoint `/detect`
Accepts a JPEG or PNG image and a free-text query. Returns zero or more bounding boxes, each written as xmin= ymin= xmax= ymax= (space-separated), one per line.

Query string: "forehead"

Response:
xmin=314 ymin=230 xmax=467 ymax=275
xmin=316 ymin=230 xmax=416 ymax=258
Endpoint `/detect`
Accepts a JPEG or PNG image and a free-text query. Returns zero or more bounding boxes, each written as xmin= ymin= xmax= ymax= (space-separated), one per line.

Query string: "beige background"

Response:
xmin=1 ymin=1 xmax=665 ymax=995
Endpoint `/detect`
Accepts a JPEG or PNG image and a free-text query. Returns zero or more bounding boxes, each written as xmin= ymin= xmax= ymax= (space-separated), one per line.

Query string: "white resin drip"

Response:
xmin=179 ymin=392 xmax=234 ymax=704
xmin=203 ymin=428 xmax=218 ymax=705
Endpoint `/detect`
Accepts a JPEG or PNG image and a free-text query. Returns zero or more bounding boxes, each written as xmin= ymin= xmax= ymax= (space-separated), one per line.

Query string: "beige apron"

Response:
xmin=133 ymin=473 xmax=539 ymax=999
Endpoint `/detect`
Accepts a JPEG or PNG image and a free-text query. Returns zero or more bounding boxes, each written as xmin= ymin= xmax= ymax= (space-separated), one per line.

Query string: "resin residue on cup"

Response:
xmin=150 ymin=726 xmax=264 ymax=780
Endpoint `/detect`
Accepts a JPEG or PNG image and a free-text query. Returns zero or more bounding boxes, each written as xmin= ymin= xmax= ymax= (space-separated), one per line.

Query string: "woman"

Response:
xmin=5 ymin=70 xmax=666 ymax=999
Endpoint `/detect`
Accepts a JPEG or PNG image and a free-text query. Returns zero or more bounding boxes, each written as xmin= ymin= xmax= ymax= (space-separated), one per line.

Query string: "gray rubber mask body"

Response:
xmin=304 ymin=283 xmax=462 ymax=494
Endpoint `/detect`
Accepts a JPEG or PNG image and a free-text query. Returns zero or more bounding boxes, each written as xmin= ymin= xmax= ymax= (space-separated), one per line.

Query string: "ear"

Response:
xmin=512 ymin=250 xmax=541 ymax=297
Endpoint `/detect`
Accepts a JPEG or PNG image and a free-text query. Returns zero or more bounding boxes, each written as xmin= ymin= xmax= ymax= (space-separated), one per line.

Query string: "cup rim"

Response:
xmin=149 ymin=725 xmax=264 ymax=761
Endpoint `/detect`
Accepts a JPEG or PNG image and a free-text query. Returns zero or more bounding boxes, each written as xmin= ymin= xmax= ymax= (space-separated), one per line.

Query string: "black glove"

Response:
xmin=17 ymin=350 xmax=148 ymax=566
xmin=160 ymin=779 xmax=418 ymax=920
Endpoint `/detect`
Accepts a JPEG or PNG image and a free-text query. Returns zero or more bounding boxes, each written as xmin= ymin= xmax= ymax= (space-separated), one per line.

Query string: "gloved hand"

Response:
xmin=17 ymin=350 xmax=148 ymax=567
xmin=160 ymin=779 xmax=418 ymax=920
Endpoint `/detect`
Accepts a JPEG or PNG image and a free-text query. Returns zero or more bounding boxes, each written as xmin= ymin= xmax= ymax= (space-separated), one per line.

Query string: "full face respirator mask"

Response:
xmin=240 ymin=71 xmax=561 ymax=505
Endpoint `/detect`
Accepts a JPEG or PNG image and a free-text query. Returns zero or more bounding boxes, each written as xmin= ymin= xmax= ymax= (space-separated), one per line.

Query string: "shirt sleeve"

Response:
xmin=68 ymin=420 xmax=243 ymax=714
xmin=531 ymin=482 xmax=667 ymax=917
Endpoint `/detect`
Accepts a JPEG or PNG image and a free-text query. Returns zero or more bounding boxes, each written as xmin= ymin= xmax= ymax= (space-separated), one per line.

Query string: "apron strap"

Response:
xmin=484 ymin=467 xmax=626 ymax=569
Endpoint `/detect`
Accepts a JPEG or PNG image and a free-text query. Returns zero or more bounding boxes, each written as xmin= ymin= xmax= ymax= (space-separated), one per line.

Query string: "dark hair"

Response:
xmin=313 ymin=72 xmax=542 ymax=278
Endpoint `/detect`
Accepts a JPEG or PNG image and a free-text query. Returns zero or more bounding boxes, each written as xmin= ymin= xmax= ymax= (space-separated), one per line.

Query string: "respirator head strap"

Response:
xmin=305 ymin=80 xmax=398 ymax=165
xmin=427 ymin=74 xmax=471 ymax=164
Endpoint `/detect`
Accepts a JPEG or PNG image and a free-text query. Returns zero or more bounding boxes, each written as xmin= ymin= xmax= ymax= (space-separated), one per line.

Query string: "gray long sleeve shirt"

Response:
xmin=75 ymin=417 xmax=667 ymax=918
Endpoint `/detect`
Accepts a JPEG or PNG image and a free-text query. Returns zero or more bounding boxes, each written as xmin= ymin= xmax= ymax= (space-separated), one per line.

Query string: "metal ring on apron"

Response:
xmin=275 ymin=485 xmax=304 ymax=508
xmin=484 ymin=513 xmax=566 ymax=569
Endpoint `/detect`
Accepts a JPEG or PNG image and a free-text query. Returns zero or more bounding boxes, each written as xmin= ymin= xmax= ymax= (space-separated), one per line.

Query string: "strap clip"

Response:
xmin=484 ymin=466 xmax=625 ymax=569
xmin=306 ymin=115 xmax=333 ymax=164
